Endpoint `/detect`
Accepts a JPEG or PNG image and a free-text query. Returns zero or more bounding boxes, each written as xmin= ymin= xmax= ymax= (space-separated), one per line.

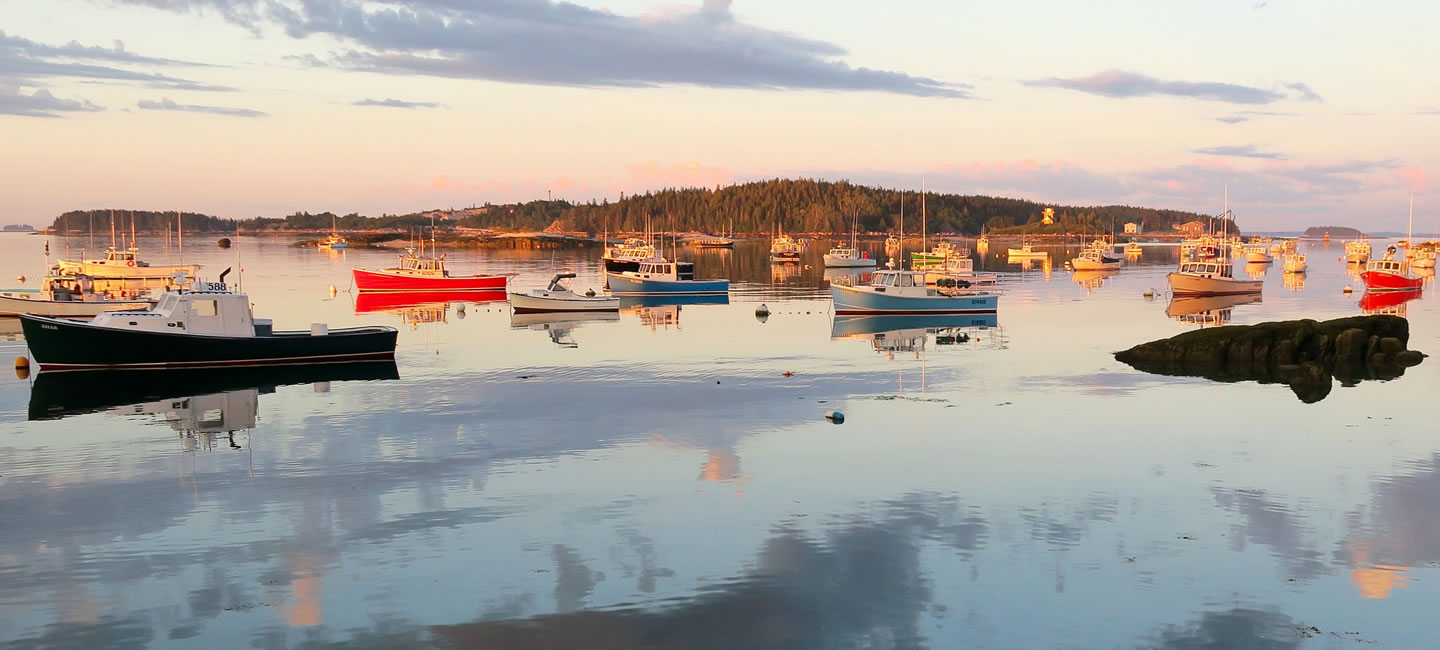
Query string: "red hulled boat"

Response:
xmin=352 ymin=249 xmax=511 ymax=293
xmin=1359 ymin=248 xmax=1422 ymax=293
xmin=354 ymin=290 xmax=507 ymax=313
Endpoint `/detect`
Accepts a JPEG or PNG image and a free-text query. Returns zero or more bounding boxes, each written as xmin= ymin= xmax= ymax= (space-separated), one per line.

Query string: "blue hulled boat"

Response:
xmin=830 ymin=269 xmax=999 ymax=314
xmin=606 ymin=260 xmax=730 ymax=295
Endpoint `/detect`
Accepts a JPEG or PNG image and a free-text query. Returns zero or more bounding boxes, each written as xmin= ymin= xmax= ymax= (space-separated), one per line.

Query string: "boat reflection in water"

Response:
xmin=1359 ymin=288 xmax=1422 ymax=316
xmin=28 ymin=360 xmax=400 ymax=422
xmin=831 ymin=313 xmax=1004 ymax=357
xmin=354 ymin=290 xmax=507 ymax=327
xmin=509 ymin=310 xmax=619 ymax=348
xmin=1071 ymin=269 xmax=1118 ymax=293
xmin=1165 ymin=293 xmax=1263 ymax=328
xmin=1283 ymin=270 xmax=1306 ymax=292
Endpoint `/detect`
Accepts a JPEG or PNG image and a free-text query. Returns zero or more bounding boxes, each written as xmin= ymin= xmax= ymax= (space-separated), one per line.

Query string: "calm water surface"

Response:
xmin=1 ymin=233 xmax=1437 ymax=649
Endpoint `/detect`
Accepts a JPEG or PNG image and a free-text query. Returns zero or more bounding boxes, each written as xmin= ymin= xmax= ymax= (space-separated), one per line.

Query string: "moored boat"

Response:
xmin=770 ymin=233 xmax=802 ymax=263
xmin=20 ymin=274 xmax=397 ymax=371
xmin=1359 ymin=255 xmax=1422 ymax=292
xmin=823 ymin=247 xmax=877 ymax=268
xmin=1282 ymin=253 xmax=1307 ymax=274
xmin=1167 ymin=260 xmax=1263 ymax=296
xmin=603 ymin=238 xmax=661 ymax=272
xmin=606 ymin=260 xmax=729 ymax=295
xmin=509 ymin=273 xmax=619 ymax=312
xmin=1243 ymin=244 xmax=1273 ymax=263
xmin=0 ymin=274 xmax=153 ymax=317
xmin=1006 ymin=243 xmax=1047 ymax=258
xmin=830 ymin=269 xmax=999 ymax=314
xmin=317 ymin=232 xmax=348 ymax=250
xmin=56 ymin=246 xmax=200 ymax=281
xmin=1344 ymin=240 xmax=1371 ymax=263
xmin=352 ymin=248 xmax=510 ymax=292
xmin=1070 ymin=247 xmax=1121 ymax=270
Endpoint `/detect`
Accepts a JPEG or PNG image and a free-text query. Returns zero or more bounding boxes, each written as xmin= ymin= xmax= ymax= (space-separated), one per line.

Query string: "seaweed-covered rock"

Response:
xmin=1115 ymin=315 xmax=1422 ymax=402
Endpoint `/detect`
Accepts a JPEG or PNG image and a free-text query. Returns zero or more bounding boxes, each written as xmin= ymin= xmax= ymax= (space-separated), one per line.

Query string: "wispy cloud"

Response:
xmin=137 ymin=97 xmax=265 ymax=117
xmin=113 ymin=0 xmax=972 ymax=98
xmin=0 ymin=86 xmax=102 ymax=118
xmin=1191 ymin=144 xmax=1288 ymax=160
xmin=1214 ymin=110 xmax=1299 ymax=124
xmin=0 ymin=30 xmax=231 ymax=90
xmin=1024 ymin=69 xmax=1321 ymax=105
xmin=353 ymin=97 xmax=444 ymax=109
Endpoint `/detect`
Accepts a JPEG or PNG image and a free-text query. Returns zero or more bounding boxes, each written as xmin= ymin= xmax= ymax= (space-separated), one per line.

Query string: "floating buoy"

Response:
xmin=1343 ymin=285 xmax=1353 ymax=294
xmin=456 ymin=304 xmax=466 ymax=319
xmin=328 ymin=284 xmax=337 ymax=297
xmin=1143 ymin=288 xmax=1155 ymax=298
xmin=782 ymin=371 xmax=793 ymax=377
xmin=217 ymin=237 xmax=232 ymax=248
xmin=14 ymin=356 xmax=29 ymax=379
xmin=585 ymin=289 xmax=596 ymax=297
xmin=825 ymin=411 xmax=845 ymax=423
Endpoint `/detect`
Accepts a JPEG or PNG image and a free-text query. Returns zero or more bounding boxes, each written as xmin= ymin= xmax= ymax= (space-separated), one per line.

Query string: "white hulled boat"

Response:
xmin=1282 ymin=253 xmax=1308 ymax=274
xmin=509 ymin=273 xmax=619 ymax=313
xmin=56 ymin=246 xmax=200 ymax=281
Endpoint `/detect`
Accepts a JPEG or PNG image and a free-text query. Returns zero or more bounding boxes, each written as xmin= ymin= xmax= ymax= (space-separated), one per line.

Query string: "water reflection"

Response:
xmin=509 ymin=311 xmax=619 ymax=348
xmin=353 ymin=290 xmax=506 ymax=327
xmin=1165 ymin=294 xmax=1263 ymax=327
xmin=1359 ymin=289 xmax=1421 ymax=316
xmin=1149 ymin=607 xmax=1302 ymax=649
xmin=28 ymin=361 xmax=400 ymax=420
xmin=1283 ymin=271 xmax=1306 ymax=292
xmin=1071 ymin=269 xmax=1118 ymax=293
xmin=831 ymin=314 xmax=1005 ymax=360
xmin=1337 ymin=452 xmax=1440 ymax=600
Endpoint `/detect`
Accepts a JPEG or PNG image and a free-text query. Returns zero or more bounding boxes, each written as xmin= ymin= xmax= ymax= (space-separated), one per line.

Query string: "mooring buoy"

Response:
xmin=825 ymin=411 xmax=845 ymax=423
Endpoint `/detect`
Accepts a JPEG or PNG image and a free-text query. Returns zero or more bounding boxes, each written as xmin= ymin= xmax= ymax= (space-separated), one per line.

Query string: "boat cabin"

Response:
xmin=1176 ymin=261 xmax=1235 ymax=278
xmin=391 ymin=250 xmax=449 ymax=277
xmin=605 ymin=240 xmax=658 ymax=261
xmin=1366 ymin=259 xmax=1406 ymax=274
xmin=86 ymin=247 xmax=149 ymax=267
xmin=91 ymin=283 xmax=270 ymax=337
xmin=632 ymin=261 xmax=696 ymax=281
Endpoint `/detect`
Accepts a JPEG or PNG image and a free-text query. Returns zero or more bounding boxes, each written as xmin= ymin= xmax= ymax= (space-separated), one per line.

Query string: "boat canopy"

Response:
xmin=546 ymin=273 xmax=577 ymax=291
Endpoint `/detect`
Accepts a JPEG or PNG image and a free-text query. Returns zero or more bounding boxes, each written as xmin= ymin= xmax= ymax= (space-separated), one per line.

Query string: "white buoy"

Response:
xmin=1343 ymin=285 xmax=1353 ymax=294
xmin=328 ymin=284 xmax=337 ymax=297
xmin=755 ymin=303 xmax=770 ymax=316
xmin=1143 ymin=288 xmax=1155 ymax=298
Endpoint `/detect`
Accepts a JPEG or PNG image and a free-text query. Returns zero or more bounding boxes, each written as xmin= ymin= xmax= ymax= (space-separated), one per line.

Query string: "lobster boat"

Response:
xmin=352 ymin=248 xmax=510 ymax=292
xmin=20 ymin=272 xmax=396 ymax=371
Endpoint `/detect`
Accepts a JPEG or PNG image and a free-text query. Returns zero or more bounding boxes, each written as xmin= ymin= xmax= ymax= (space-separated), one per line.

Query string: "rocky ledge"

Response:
xmin=1115 ymin=315 xmax=1425 ymax=403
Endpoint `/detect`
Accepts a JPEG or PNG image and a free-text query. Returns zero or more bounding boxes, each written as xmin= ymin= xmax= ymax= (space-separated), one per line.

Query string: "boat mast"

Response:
xmin=899 ymin=181 xmax=904 ymax=267
xmin=109 ymin=209 xmax=116 ymax=250
xmin=130 ymin=211 xmax=136 ymax=251
xmin=921 ymin=178 xmax=927 ymax=253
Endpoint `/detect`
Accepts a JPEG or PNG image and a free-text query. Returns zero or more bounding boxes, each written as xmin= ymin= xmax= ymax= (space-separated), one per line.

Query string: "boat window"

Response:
xmin=192 ymin=299 xmax=217 ymax=317
xmin=900 ymin=274 xmax=914 ymax=287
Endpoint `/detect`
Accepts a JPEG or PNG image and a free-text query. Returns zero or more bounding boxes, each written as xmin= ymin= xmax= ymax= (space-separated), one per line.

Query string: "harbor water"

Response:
xmin=1 ymin=233 xmax=1436 ymax=649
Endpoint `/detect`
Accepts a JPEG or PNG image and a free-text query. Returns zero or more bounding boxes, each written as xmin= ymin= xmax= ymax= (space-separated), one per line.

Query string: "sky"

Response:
xmin=2 ymin=0 xmax=1437 ymax=230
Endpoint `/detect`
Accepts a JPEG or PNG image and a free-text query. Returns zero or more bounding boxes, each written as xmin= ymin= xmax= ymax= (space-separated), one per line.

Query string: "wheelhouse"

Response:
xmin=1366 ymin=259 xmax=1405 ymax=274
xmin=1176 ymin=261 xmax=1234 ymax=278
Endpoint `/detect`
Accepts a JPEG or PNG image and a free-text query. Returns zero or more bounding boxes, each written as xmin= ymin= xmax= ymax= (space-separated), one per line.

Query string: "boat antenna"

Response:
xmin=921 ymin=178 xmax=927 ymax=255
xmin=177 ymin=200 xmax=184 ymax=264
xmin=898 ymin=180 xmax=905 ymax=268
xmin=109 ymin=209 xmax=116 ymax=249
xmin=130 ymin=210 xmax=136 ymax=251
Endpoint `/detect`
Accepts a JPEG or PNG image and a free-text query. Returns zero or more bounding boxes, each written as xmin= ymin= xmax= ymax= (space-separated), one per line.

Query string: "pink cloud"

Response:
xmin=1395 ymin=166 xmax=1427 ymax=193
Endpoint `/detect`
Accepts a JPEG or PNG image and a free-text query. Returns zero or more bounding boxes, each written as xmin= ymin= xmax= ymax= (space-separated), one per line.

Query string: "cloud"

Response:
xmin=352 ymin=97 xmax=444 ymax=109
xmin=113 ymin=0 xmax=970 ymax=97
xmin=1191 ymin=144 xmax=1288 ymax=160
xmin=1215 ymin=110 xmax=1299 ymax=124
xmin=1024 ymin=69 xmax=1321 ymax=105
xmin=0 ymin=30 xmax=231 ymax=90
xmin=1394 ymin=166 xmax=1426 ymax=193
xmin=137 ymin=97 xmax=265 ymax=117
xmin=0 ymin=86 xmax=103 ymax=117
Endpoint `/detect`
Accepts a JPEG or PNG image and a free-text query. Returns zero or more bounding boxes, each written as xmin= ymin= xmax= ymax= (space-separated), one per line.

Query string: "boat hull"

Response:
xmin=351 ymin=268 xmax=508 ymax=292
xmin=354 ymin=290 xmax=506 ymax=313
xmin=0 ymin=292 xmax=151 ymax=317
xmin=1166 ymin=273 xmax=1263 ymax=296
xmin=823 ymin=255 xmax=878 ymax=268
xmin=509 ymin=291 xmax=619 ymax=313
xmin=56 ymin=260 xmax=200 ymax=280
xmin=1359 ymin=270 xmax=1423 ymax=292
xmin=1070 ymin=258 xmax=1120 ymax=270
xmin=770 ymin=253 xmax=801 ymax=263
xmin=604 ymin=273 xmax=729 ymax=296
xmin=20 ymin=314 xmax=397 ymax=371
xmin=830 ymin=284 xmax=998 ymax=314
xmin=1244 ymin=252 xmax=1273 ymax=263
